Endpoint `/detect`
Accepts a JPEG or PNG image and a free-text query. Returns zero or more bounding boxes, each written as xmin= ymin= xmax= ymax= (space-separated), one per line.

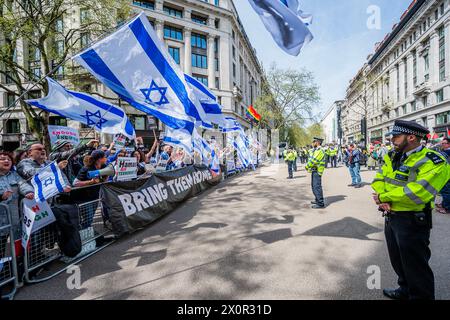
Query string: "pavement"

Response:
xmin=15 ymin=162 xmax=450 ymax=300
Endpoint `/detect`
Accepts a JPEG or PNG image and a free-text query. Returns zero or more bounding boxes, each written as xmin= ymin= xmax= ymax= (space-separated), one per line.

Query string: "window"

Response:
xmin=413 ymin=51 xmax=417 ymax=86
xmin=191 ymin=33 xmax=207 ymax=49
xmin=163 ymin=6 xmax=182 ymax=18
xmin=232 ymin=46 xmax=236 ymax=59
xmin=424 ymin=54 xmax=430 ymax=81
xmin=436 ymin=89 xmax=444 ymax=103
xmin=80 ymin=8 xmax=89 ymax=24
xmin=422 ymin=117 xmax=428 ymax=127
xmin=423 ymin=95 xmax=428 ymax=108
xmin=440 ymin=3 xmax=445 ymax=15
xmin=215 ymin=58 xmax=219 ymax=71
xmin=436 ymin=111 xmax=450 ymax=125
xmin=193 ymin=74 xmax=208 ymax=86
xmin=80 ymin=32 xmax=91 ymax=48
xmin=402 ymin=105 xmax=407 ymax=115
xmin=215 ymin=77 xmax=220 ymax=89
xmin=191 ymin=15 xmax=207 ymax=25
xmin=49 ymin=117 xmax=67 ymax=126
xmin=403 ymin=58 xmax=408 ymax=98
xmin=55 ymin=18 xmax=63 ymax=33
xmin=5 ymin=119 xmax=20 ymax=134
xmin=411 ymin=101 xmax=417 ymax=111
xmin=131 ymin=116 xmax=146 ymax=130
xmin=232 ymin=30 xmax=235 ymax=40
xmin=214 ymin=0 xmax=219 ymax=5
xmin=132 ymin=0 xmax=154 ymax=9
xmin=232 ymin=63 xmax=236 ymax=78
xmin=164 ymin=26 xmax=183 ymax=41
xmin=55 ymin=40 xmax=64 ymax=57
xmin=6 ymin=93 xmax=15 ymax=109
xmin=395 ymin=108 xmax=399 ymax=117
xmin=396 ymin=64 xmax=400 ymax=101
xmin=439 ymin=26 xmax=445 ymax=82
xmin=191 ymin=53 xmax=207 ymax=68
xmin=168 ymin=47 xmax=180 ymax=64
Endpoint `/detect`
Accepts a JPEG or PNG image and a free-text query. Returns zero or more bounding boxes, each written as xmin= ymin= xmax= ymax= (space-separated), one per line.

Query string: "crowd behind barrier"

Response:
xmin=0 ymin=137 xmax=265 ymax=299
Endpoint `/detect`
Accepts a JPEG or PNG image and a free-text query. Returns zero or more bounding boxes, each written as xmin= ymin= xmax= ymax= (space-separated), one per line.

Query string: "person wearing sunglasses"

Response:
xmin=16 ymin=143 xmax=70 ymax=192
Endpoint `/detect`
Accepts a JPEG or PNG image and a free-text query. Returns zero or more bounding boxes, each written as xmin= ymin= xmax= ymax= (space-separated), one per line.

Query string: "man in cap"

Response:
xmin=49 ymin=139 xmax=98 ymax=184
xmin=305 ymin=137 xmax=326 ymax=209
xmin=372 ymin=120 xmax=450 ymax=300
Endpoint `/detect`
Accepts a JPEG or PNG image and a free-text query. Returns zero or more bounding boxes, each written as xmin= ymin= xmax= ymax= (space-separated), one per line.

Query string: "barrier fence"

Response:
xmin=0 ymin=204 xmax=19 ymax=300
xmin=1 ymin=163 xmax=265 ymax=298
xmin=23 ymin=199 xmax=115 ymax=284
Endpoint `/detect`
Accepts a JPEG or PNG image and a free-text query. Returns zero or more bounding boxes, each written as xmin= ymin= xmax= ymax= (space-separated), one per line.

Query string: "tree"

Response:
xmin=258 ymin=63 xmax=320 ymax=131
xmin=286 ymin=122 xmax=324 ymax=148
xmin=0 ymin=0 xmax=131 ymax=150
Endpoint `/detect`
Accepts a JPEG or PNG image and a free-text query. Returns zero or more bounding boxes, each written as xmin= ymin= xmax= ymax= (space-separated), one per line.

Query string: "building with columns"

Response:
xmin=0 ymin=0 xmax=265 ymax=150
xmin=342 ymin=0 xmax=450 ymax=144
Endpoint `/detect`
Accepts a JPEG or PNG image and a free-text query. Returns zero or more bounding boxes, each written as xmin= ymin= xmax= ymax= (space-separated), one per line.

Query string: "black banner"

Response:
xmin=100 ymin=165 xmax=221 ymax=237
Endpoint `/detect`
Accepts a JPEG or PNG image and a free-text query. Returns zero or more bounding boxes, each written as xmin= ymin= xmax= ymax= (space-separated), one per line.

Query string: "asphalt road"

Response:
xmin=15 ymin=163 xmax=450 ymax=300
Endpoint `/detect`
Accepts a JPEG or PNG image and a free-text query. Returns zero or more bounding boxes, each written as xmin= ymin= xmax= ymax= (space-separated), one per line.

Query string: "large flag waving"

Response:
xmin=162 ymin=127 xmax=193 ymax=154
xmin=73 ymin=12 xmax=205 ymax=133
xmin=184 ymin=74 xmax=224 ymax=127
xmin=248 ymin=0 xmax=313 ymax=56
xmin=26 ymin=78 xmax=135 ymax=139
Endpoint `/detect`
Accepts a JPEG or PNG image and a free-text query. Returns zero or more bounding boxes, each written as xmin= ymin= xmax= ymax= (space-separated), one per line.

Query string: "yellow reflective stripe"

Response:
xmin=404 ymin=186 xmax=425 ymax=205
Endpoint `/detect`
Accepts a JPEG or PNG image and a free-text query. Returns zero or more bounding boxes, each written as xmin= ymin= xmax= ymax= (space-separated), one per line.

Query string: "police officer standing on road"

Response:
xmin=371 ymin=120 xmax=450 ymax=300
xmin=284 ymin=146 xmax=296 ymax=179
xmin=306 ymin=137 xmax=326 ymax=209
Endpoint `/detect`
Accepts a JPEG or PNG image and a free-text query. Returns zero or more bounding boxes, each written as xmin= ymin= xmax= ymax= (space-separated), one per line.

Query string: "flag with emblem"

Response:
xmin=72 ymin=12 xmax=212 ymax=133
xmin=31 ymin=161 xmax=69 ymax=203
xmin=25 ymin=78 xmax=136 ymax=139
xmin=162 ymin=127 xmax=193 ymax=154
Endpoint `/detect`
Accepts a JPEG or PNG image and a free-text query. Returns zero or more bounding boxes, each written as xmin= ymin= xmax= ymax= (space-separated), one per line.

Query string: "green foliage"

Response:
xmin=286 ymin=122 xmax=324 ymax=148
xmin=0 ymin=0 xmax=132 ymax=149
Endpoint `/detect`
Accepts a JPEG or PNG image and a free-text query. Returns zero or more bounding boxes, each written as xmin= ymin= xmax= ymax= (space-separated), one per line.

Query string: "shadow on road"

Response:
xmin=326 ymin=195 xmax=347 ymax=206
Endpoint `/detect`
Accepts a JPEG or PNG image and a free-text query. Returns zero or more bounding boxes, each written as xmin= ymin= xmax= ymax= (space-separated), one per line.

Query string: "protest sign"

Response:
xmin=115 ymin=157 xmax=138 ymax=181
xmin=48 ymin=126 xmax=80 ymax=147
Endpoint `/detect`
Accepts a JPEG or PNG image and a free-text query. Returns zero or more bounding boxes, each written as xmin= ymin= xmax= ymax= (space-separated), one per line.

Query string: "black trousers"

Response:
xmin=330 ymin=156 xmax=337 ymax=168
xmin=311 ymin=171 xmax=324 ymax=207
xmin=385 ymin=213 xmax=434 ymax=300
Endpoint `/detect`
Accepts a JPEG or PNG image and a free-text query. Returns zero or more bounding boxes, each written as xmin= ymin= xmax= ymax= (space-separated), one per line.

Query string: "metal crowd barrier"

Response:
xmin=23 ymin=199 xmax=115 ymax=284
xmin=0 ymin=204 xmax=19 ymax=300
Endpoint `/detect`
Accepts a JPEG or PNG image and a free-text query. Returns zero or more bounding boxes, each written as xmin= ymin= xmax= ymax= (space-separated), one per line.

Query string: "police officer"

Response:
xmin=306 ymin=137 xmax=326 ymax=209
xmin=293 ymin=148 xmax=298 ymax=172
xmin=372 ymin=120 xmax=450 ymax=300
xmin=284 ymin=147 xmax=296 ymax=179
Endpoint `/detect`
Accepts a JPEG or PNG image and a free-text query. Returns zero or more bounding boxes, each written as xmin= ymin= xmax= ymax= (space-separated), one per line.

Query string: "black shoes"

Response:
xmin=311 ymin=204 xmax=325 ymax=209
xmin=382 ymin=288 xmax=408 ymax=300
xmin=354 ymin=184 xmax=362 ymax=188
xmin=348 ymin=184 xmax=356 ymax=187
xmin=311 ymin=201 xmax=317 ymax=204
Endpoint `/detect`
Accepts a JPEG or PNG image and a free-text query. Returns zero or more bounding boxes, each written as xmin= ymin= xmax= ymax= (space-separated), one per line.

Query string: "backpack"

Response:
xmin=51 ymin=204 xmax=82 ymax=258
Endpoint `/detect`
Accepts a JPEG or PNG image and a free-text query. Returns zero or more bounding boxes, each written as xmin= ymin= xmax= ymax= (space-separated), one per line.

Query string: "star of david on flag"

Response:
xmin=26 ymin=78 xmax=135 ymax=139
xmin=31 ymin=161 xmax=69 ymax=203
xmin=140 ymin=80 xmax=170 ymax=106
xmin=81 ymin=110 xmax=108 ymax=129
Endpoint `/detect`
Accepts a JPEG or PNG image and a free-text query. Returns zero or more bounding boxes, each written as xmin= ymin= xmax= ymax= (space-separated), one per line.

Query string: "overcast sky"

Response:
xmin=234 ymin=0 xmax=413 ymax=120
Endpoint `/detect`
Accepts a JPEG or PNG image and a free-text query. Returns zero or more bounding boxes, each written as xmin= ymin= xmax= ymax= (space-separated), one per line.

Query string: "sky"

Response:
xmin=234 ymin=0 xmax=413 ymax=120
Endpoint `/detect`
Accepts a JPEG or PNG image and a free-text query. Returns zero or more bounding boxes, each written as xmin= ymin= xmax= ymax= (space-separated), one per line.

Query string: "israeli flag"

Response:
xmin=234 ymin=133 xmax=253 ymax=169
xmin=210 ymin=149 xmax=221 ymax=174
xmin=248 ymin=0 xmax=313 ymax=56
xmin=193 ymin=128 xmax=203 ymax=155
xmin=162 ymin=127 xmax=193 ymax=154
xmin=31 ymin=162 xmax=69 ymax=202
xmin=184 ymin=74 xmax=224 ymax=127
xmin=26 ymin=78 xmax=135 ymax=139
xmin=72 ymin=12 xmax=214 ymax=133
xmin=220 ymin=117 xmax=244 ymax=133
xmin=201 ymin=139 xmax=213 ymax=166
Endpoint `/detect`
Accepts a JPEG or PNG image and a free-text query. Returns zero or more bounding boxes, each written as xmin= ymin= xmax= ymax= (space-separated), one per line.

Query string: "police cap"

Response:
xmin=388 ymin=120 xmax=430 ymax=138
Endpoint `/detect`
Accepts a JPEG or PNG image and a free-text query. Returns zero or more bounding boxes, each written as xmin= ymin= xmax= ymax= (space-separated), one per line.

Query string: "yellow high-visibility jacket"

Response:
xmin=306 ymin=147 xmax=326 ymax=176
xmin=372 ymin=147 xmax=450 ymax=212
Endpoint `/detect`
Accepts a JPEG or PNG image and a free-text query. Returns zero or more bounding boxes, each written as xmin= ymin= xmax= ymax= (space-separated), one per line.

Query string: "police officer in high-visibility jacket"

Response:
xmin=372 ymin=120 xmax=450 ymax=300
xmin=306 ymin=137 xmax=326 ymax=209
xmin=284 ymin=147 xmax=296 ymax=179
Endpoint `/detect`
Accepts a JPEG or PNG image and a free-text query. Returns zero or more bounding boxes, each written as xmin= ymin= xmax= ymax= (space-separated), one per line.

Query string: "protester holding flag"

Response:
xmin=133 ymin=150 xmax=147 ymax=176
xmin=17 ymin=144 xmax=71 ymax=191
xmin=0 ymin=152 xmax=34 ymax=251
xmin=49 ymin=139 xmax=99 ymax=184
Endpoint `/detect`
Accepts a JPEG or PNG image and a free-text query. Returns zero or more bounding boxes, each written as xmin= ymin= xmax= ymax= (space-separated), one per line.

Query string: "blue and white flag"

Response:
xmin=163 ymin=127 xmax=193 ymax=154
xmin=220 ymin=117 xmax=244 ymax=133
xmin=248 ymin=0 xmax=313 ymax=56
xmin=234 ymin=133 xmax=253 ymax=169
xmin=193 ymin=128 xmax=203 ymax=156
xmin=31 ymin=162 xmax=69 ymax=203
xmin=184 ymin=74 xmax=224 ymax=127
xmin=26 ymin=78 xmax=135 ymax=139
xmin=73 ymin=12 xmax=208 ymax=133
xmin=201 ymin=139 xmax=213 ymax=167
xmin=210 ymin=149 xmax=221 ymax=174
